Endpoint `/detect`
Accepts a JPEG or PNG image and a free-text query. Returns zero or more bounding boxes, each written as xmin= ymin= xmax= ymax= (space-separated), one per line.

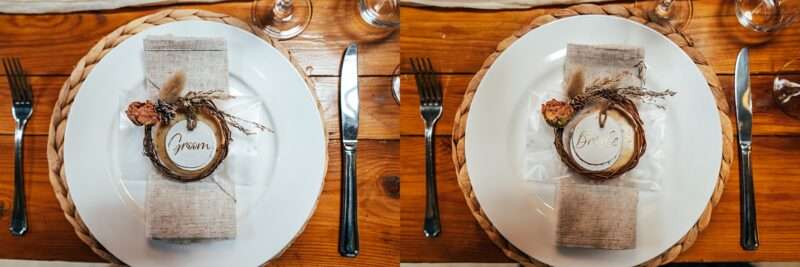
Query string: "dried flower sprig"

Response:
xmin=541 ymin=99 xmax=575 ymax=128
xmin=159 ymin=71 xmax=186 ymax=103
xmin=128 ymin=72 xmax=272 ymax=135
xmin=541 ymin=71 xmax=676 ymax=128
xmin=126 ymin=101 xmax=160 ymax=126
xmin=216 ymin=110 xmax=273 ymax=135
xmin=573 ymin=73 xmax=676 ymax=110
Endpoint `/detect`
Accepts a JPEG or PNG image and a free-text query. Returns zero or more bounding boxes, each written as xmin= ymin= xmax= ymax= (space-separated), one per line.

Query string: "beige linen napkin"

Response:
xmin=400 ymin=0 xmax=613 ymax=10
xmin=0 ymin=0 xmax=225 ymax=14
xmin=555 ymin=44 xmax=643 ymax=250
xmin=143 ymin=36 xmax=236 ymax=241
xmin=556 ymin=179 xmax=637 ymax=249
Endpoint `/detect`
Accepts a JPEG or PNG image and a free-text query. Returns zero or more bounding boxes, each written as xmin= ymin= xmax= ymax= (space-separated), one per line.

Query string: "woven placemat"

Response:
xmin=45 ymin=9 xmax=325 ymax=265
xmin=450 ymin=4 xmax=734 ymax=266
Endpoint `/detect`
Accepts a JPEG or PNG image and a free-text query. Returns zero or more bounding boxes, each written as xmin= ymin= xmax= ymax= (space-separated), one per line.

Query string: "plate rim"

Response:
xmin=461 ymin=14 xmax=725 ymax=266
xmin=61 ymin=20 xmax=327 ymax=266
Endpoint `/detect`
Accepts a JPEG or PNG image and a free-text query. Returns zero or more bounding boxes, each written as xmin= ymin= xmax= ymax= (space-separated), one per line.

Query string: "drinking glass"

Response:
xmin=774 ymin=58 xmax=800 ymax=118
xmin=392 ymin=64 xmax=400 ymax=104
xmin=635 ymin=0 xmax=694 ymax=30
xmin=736 ymin=0 xmax=800 ymax=32
xmin=359 ymin=0 xmax=399 ymax=29
xmin=252 ymin=0 xmax=313 ymax=40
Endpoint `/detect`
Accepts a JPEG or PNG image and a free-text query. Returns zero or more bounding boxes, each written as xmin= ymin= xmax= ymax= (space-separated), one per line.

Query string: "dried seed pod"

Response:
xmin=159 ymin=71 xmax=186 ymax=104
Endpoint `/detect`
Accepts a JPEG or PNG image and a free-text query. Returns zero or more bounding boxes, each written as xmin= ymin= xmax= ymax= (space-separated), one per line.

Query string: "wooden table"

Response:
xmin=0 ymin=1 xmax=399 ymax=265
xmin=400 ymin=2 xmax=800 ymax=264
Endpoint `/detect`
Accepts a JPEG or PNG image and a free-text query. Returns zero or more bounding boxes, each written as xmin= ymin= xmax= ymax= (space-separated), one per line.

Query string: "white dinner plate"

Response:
xmin=63 ymin=21 xmax=327 ymax=266
xmin=465 ymin=15 xmax=722 ymax=266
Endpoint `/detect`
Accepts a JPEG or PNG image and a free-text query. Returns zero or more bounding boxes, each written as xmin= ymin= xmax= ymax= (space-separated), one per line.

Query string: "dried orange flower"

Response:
xmin=126 ymin=101 xmax=160 ymax=126
xmin=541 ymin=99 xmax=574 ymax=128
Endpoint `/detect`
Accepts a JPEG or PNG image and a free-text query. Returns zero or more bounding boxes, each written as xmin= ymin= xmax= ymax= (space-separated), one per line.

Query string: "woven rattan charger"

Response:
xmin=450 ymin=4 xmax=734 ymax=266
xmin=45 ymin=9 xmax=325 ymax=265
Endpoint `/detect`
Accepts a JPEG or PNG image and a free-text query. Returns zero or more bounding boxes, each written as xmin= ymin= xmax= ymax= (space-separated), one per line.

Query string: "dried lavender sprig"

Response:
xmin=572 ymin=86 xmax=676 ymax=110
xmin=216 ymin=110 xmax=274 ymax=135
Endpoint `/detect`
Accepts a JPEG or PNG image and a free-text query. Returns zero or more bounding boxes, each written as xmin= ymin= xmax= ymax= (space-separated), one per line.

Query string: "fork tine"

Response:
xmin=411 ymin=58 xmax=430 ymax=103
xmin=3 ymin=58 xmax=20 ymax=102
xmin=12 ymin=58 xmax=32 ymax=102
xmin=420 ymin=58 xmax=434 ymax=103
xmin=10 ymin=58 xmax=26 ymax=102
xmin=410 ymin=58 xmax=421 ymax=100
xmin=420 ymin=58 xmax=436 ymax=104
xmin=9 ymin=58 xmax=25 ymax=102
xmin=423 ymin=58 xmax=441 ymax=103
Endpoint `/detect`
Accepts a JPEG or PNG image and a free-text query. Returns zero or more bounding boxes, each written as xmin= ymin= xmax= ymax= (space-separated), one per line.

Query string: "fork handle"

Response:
xmin=10 ymin=122 xmax=28 ymax=236
xmin=423 ymin=126 xmax=441 ymax=238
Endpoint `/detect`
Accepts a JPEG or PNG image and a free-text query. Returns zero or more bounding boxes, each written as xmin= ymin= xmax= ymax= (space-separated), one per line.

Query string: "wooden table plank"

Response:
xmin=400 ymin=135 xmax=800 ymax=262
xmin=0 ymin=76 xmax=399 ymax=140
xmin=400 ymin=136 xmax=508 ymax=263
xmin=0 ymin=0 xmax=399 ymax=77
xmin=400 ymin=3 xmax=800 ymax=75
xmin=400 ymin=74 xmax=800 ymax=137
xmin=0 ymin=135 xmax=399 ymax=265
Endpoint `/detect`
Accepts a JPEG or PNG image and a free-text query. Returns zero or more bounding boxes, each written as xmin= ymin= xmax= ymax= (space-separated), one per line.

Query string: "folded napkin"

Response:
xmin=555 ymin=44 xmax=643 ymax=250
xmin=399 ymin=0 xmax=613 ymax=10
xmin=0 ymin=0 xmax=225 ymax=14
xmin=143 ymin=36 xmax=236 ymax=241
xmin=556 ymin=179 xmax=637 ymax=249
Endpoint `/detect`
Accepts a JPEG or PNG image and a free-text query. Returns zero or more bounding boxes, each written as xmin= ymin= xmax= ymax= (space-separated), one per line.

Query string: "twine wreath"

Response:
xmin=553 ymin=97 xmax=647 ymax=180
xmin=450 ymin=4 xmax=734 ymax=266
xmin=45 ymin=9 xmax=326 ymax=265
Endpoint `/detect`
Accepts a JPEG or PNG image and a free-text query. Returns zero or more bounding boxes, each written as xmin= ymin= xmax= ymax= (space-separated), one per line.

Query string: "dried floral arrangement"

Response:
xmin=541 ymin=71 xmax=675 ymax=180
xmin=125 ymin=71 xmax=269 ymax=182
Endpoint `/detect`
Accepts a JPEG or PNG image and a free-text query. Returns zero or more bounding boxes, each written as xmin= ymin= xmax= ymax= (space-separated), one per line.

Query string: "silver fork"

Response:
xmin=3 ymin=58 xmax=32 ymax=236
xmin=411 ymin=58 xmax=442 ymax=238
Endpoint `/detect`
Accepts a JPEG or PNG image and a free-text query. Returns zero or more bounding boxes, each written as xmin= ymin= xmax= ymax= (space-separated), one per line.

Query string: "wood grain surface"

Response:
xmin=401 ymin=2 xmax=800 ymax=75
xmin=0 ymin=1 xmax=398 ymax=77
xmin=5 ymin=0 xmax=800 ymax=264
xmin=401 ymin=135 xmax=800 ymax=263
xmin=400 ymin=2 xmax=800 ymax=264
xmin=0 ymin=77 xmax=398 ymax=139
xmin=0 ymin=137 xmax=400 ymax=264
xmin=0 ymin=0 xmax=400 ymax=265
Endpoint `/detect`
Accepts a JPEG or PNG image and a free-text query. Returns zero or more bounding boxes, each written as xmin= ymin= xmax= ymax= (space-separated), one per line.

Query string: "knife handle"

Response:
xmin=739 ymin=142 xmax=759 ymax=250
xmin=339 ymin=145 xmax=359 ymax=257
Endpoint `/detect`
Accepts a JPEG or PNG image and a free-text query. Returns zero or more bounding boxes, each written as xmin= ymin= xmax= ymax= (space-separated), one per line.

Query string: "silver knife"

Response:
xmin=735 ymin=47 xmax=758 ymax=250
xmin=338 ymin=43 xmax=360 ymax=257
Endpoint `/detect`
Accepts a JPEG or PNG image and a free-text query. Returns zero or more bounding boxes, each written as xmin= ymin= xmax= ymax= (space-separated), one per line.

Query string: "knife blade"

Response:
xmin=735 ymin=47 xmax=758 ymax=250
xmin=338 ymin=43 xmax=360 ymax=257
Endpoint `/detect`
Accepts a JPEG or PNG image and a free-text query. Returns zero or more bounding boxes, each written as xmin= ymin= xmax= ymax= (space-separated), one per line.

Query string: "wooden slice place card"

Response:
xmin=144 ymin=105 xmax=231 ymax=182
xmin=553 ymin=99 xmax=646 ymax=180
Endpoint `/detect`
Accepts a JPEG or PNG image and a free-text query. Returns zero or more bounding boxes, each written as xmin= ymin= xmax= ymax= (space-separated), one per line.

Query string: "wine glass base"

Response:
xmin=634 ymin=0 xmax=693 ymax=30
xmin=358 ymin=0 xmax=399 ymax=29
xmin=774 ymin=58 xmax=800 ymax=119
xmin=252 ymin=0 xmax=313 ymax=40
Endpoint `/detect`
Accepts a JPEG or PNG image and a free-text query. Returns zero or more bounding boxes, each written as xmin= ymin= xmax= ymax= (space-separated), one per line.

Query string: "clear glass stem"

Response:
xmin=655 ymin=0 xmax=674 ymax=19
xmin=251 ymin=0 xmax=311 ymax=40
xmin=273 ymin=0 xmax=294 ymax=22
